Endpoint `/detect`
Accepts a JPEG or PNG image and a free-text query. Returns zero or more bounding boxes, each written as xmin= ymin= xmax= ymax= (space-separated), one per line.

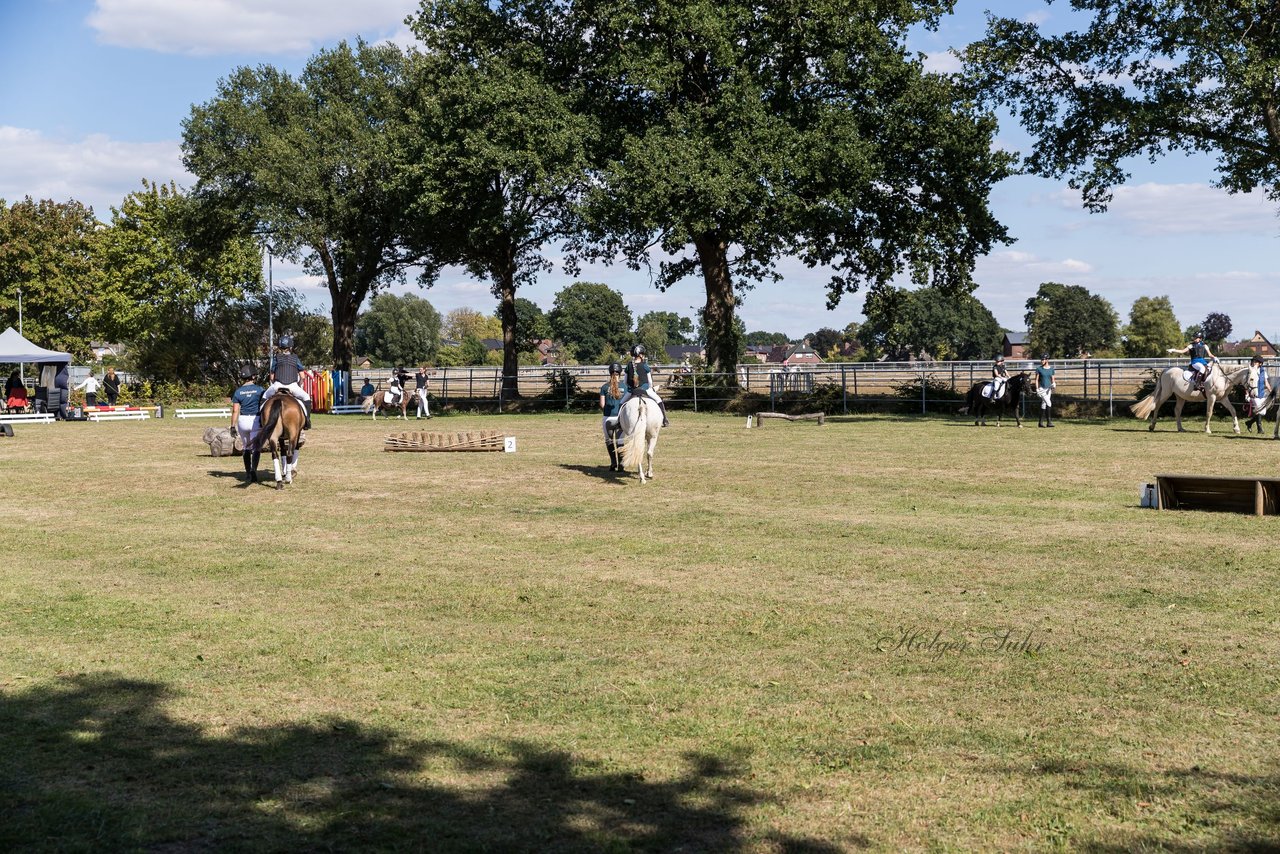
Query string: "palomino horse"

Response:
xmin=257 ymin=394 xmax=306 ymax=489
xmin=958 ymin=372 xmax=1032 ymax=427
xmin=617 ymin=392 xmax=662 ymax=483
xmin=1130 ymin=362 xmax=1250 ymax=434
xmin=361 ymin=387 xmax=410 ymax=420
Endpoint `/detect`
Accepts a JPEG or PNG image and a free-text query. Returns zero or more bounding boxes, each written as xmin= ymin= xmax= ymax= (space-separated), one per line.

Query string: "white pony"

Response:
xmin=616 ymin=389 xmax=662 ymax=483
xmin=1130 ymin=362 xmax=1250 ymax=434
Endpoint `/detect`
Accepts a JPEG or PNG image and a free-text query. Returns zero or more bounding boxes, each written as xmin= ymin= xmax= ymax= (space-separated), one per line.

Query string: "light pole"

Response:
xmin=17 ymin=287 xmax=23 ymax=385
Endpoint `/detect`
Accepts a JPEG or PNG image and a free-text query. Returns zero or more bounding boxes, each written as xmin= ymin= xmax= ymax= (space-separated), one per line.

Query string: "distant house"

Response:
xmin=353 ymin=355 xmax=374 ymax=370
xmin=664 ymin=344 xmax=704 ymax=363
xmin=1221 ymin=330 xmax=1278 ymax=358
xmin=89 ymin=341 xmax=121 ymax=361
xmin=535 ymin=339 xmax=563 ymax=365
xmin=744 ymin=345 xmax=773 ymax=363
xmin=766 ymin=342 xmax=823 ymax=367
xmin=480 ymin=338 xmax=503 ymax=352
xmin=1002 ymin=331 xmax=1029 ymax=359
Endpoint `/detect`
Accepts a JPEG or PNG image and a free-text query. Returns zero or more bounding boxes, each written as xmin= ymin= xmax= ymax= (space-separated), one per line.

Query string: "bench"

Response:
xmin=88 ymin=410 xmax=151 ymax=422
xmin=329 ymin=404 xmax=366 ymax=415
xmin=1155 ymin=473 xmax=1280 ymax=516
xmin=0 ymin=412 xmax=55 ymax=425
xmin=175 ymin=408 xmax=232 ymax=419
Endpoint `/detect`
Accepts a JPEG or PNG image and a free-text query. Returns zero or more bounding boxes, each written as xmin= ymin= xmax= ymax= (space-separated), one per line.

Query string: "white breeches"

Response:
xmin=236 ymin=414 xmax=259 ymax=446
xmin=1252 ymin=396 xmax=1269 ymax=416
xmin=1036 ymin=387 xmax=1053 ymax=408
xmin=264 ymin=381 xmax=310 ymax=403
xmin=602 ymin=416 xmax=620 ymax=441
xmin=416 ymin=388 xmax=429 ymax=415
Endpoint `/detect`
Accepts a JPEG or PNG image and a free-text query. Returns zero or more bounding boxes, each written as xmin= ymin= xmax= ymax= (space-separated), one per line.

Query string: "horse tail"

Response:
xmin=1130 ymin=373 xmax=1163 ymax=419
xmin=257 ymin=398 xmax=281 ymax=451
xmin=619 ymin=400 xmax=649 ymax=472
xmin=362 ymin=394 xmax=376 ymax=413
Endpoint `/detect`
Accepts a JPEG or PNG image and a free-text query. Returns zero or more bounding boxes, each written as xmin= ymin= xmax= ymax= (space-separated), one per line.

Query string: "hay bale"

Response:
xmin=202 ymin=426 xmax=240 ymax=456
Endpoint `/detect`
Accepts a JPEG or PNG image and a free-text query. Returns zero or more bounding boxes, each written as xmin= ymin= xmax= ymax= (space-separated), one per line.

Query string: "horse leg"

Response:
xmin=272 ymin=448 xmax=283 ymax=489
xmin=1174 ymin=397 xmax=1187 ymax=432
xmin=1221 ymin=397 xmax=1239 ymax=434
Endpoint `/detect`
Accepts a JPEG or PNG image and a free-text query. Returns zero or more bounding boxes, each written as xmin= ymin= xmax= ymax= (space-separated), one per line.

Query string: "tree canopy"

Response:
xmin=183 ymin=41 xmax=430 ymax=371
xmin=547 ymin=282 xmax=632 ymax=364
xmin=0 ymin=197 xmax=101 ymax=359
xmin=967 ymin=0 xmax=1280 ymax=210
xmin=356 ymin=293 xmax=442 ymax=368
xmin=1122 ymin=296 xmax=1182 ymax=358
xmin=1201 ymin=312 xmax=1233 ymax=349
xmin=559 ymin=0 xmax=1012 ymax=376
xmin=636 ymin=311 xmax=694 ymax=347
xmin=860 ymin=285 xmax=1002 ymax=361
xmin=1024 ymin=282 xmax=1118 ymax=358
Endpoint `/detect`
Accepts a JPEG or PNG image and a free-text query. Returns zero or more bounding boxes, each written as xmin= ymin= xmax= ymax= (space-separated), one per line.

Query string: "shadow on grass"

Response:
xmin=557 ymin=463 xmax=631 ymax=484
xmin=1 ymin=675 xmax=846 ymax=852
xmin=989 ymin=756 xmax=1280 ymax=851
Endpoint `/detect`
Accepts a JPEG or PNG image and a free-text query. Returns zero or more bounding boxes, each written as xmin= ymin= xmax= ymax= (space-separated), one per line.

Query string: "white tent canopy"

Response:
xmin=0 ymin=327 xmax=72 ymax=363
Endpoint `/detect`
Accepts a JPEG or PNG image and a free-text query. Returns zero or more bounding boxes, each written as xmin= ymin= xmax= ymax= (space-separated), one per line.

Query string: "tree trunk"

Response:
xmin=330 ymin=289 xmax=358 ymax=372
xmin=693 ymin=231 xmax=740 ymax=383
xmin=497 ymin=270 xmax=521 ymax=402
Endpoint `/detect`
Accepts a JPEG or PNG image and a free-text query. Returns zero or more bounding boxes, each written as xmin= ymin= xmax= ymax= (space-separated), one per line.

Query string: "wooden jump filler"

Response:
xmin=1153 ymin=473 xmax=1280 ymax=516
xmin=384 ymin=430 xmax=512 ymax=452
xmin=752 ymin=411 xmax=826 ymax=427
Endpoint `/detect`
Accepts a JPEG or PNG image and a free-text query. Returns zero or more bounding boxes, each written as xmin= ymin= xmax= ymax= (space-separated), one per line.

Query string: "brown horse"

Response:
xmin=257 ymin=394 xmax=306 ymax=489
xmin=361 ymin=387 xmax=411 ymax=420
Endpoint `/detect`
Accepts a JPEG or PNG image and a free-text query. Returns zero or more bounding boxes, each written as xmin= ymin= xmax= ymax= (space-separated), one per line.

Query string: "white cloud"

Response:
xmin=922 ymin=51 xmax=962 ymax=75
xmin=0 ymin=126 xmax=191 ymax=218
xmin=1057 ymin=183 xmax=1279 ymax=236
xmin=1021 ymin=10 xmax=1051 ymax=25
xmin=981 ymin=250 xmax=1094 ymax=277
xmin=87 ymin=0 xmax=415 ymax=56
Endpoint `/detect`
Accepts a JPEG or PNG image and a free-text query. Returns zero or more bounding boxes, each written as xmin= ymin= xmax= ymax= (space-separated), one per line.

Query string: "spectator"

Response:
xmin=75 ymin=373 xmax=101 ymax=407
xmin=103 ymin=367 xmax=120 ymax=405
xmin=358 ymin=378 xmax=375 ymax=403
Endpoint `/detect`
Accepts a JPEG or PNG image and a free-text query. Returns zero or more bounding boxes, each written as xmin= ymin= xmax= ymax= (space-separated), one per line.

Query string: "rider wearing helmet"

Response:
xmin=387 ymin=366 xmax=408 ymax=408
xmin=261 ymin=334 xmax=312 ymax=430
xmin=620 ymin=344 xmax=669 ymax=427
xmin=230 ymin=363 xmax=265 ymax=481
xmin=1168 ymin=332 xmax=1217 ymax=394
xmin=599 ymin=362 xmax=630 ymax=471
xmin=989 ymin=354 xmax=1009 ymax=400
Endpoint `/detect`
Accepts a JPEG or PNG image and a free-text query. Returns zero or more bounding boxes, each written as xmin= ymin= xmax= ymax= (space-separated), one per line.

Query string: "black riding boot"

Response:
xmin=1038 ymin=408 xmax=1045 ymax=428
xmin=606 ymin=442 xmax=619 ymax=471
xmin=1046 ymin=406 xmax=1055 ymax=427
xmin=251 ymin=449 xmax=261 ymax=481
xmin=303 ymin=403 xmax=312 ymax=431
xmin=659 ymin=400 xmax=670 ymax=428
xmin=242 ymin=450 xmax=252 ymax=476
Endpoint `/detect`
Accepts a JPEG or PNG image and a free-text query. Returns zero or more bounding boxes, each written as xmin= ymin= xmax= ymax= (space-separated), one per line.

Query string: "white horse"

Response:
xmin=616 ymin=393 xmax=662 ymax=483
xmin=1130 ymin=362 xmax=1250 ymax=434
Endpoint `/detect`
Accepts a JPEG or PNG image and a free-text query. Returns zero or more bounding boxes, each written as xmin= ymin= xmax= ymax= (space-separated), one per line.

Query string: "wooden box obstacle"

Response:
xmin=384 ymin=430 xmax=507 ymax=452
xmin=1154 ymin=473 xmax=1280 ymax=516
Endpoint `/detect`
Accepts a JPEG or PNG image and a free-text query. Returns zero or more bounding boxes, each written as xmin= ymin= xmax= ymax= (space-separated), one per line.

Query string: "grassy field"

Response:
xmin=2 ymin=409 xmax=1278 ymax=852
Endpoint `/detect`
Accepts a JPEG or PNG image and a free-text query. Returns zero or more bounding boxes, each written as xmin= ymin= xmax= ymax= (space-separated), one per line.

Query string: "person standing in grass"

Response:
xmin=599 ymin=362 xmax=630 ymax=471
xmin=414 ymin=364 xmax=432 ymax=419
xmin=1245 ymin=354 xmax=1271 ymax=433
xmin=103 ymin=367 xmax=120 ymax=405
xmin=1034 ymin=353 xmax=1057 ymax=428
xmin=75 ymin=372 xmax=100 ymax=407
xmin=231 ymin=364 xmax=265 ymax=482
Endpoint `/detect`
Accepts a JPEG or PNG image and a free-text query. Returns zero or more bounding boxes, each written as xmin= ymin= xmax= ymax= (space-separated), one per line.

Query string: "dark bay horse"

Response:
xmin=959 ymin=372 xmax=1031 ymax=427
xmin=257 ymin=394 xmax=306 ymax=489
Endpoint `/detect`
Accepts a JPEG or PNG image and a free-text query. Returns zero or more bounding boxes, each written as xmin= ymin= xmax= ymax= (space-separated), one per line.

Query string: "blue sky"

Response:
xmin=2 ymin=0 xmax=1277 ymax=344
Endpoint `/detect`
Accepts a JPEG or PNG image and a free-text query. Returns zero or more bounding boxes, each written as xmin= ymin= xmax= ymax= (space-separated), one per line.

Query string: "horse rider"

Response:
xmin=1168 ymin=332 xmax=1217 ymax=394
xmin=386 ymin=367 xmax=407 ymax=407
xmin=262 ymin=334 xmax=312 ymax=430
xmin=230 ymin=363 xmax=264 ymax=482
xmin=1034 ymin=353 xmax=1057 ymax=427
xmin=620 ymin=344 xmax=670 ymax=427
xmin=599 ymin=361 xmax=630 ymax=471
xmin=1245 ymin=354 xmax=1271 ymax=432
xmin=989 ymin=354 xmax=1009 ymax=400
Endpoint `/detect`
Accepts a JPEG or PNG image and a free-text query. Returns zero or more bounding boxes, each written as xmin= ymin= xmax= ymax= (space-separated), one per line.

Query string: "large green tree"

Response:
xmin=1201 ymin=312 xmax=1233 ymax=350
xmin=1024 ymin=282 xmax=1119 ymax=358
xmin=547 ymin=281 xmax=632 ymax=364
xmin=183 ymin=41 xmax=434 ymax=371
xmin=636 ymin=311 xmax=695 ymax=347
xmin=506 ymin=297 xmax=550 ymax=354
xmin=1122 ymin=296 xmax=1182 ymax=357
xmin=861 ymin=285 xmax=1002 ymax=360
xmin=0 ymin=197 xmax=100 ymax=358
xmin=406 ymin=1 xmax=595 ymax=399
xmin=355 ymin=293 xmax=442 ymax=368
xmin=967 ymin=0 xmax=1280 ymax=211
xmin=563 ymin=0 xmax=1012 ymax=377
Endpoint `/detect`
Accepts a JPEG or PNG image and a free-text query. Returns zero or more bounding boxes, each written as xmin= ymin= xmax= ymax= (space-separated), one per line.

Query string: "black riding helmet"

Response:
xmin=630 ymin=344 xmax=645 ymax=358
xmin=239 ymin=364 xmax=255 ymax=380
xmin=608 ymin=362 xmax=623 ymax=375
xmin=278 ymin=334 xmax=294 ymax=350
xmin=1252 ymin=354 xmax=1265 ymax=364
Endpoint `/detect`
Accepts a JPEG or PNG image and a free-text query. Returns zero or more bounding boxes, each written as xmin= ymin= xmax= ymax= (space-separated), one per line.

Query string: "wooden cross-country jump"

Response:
xmin=753 ymin=411 xmax=825 ymax=427
xmin=384 ymin=430 xmax=506 ymax=452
